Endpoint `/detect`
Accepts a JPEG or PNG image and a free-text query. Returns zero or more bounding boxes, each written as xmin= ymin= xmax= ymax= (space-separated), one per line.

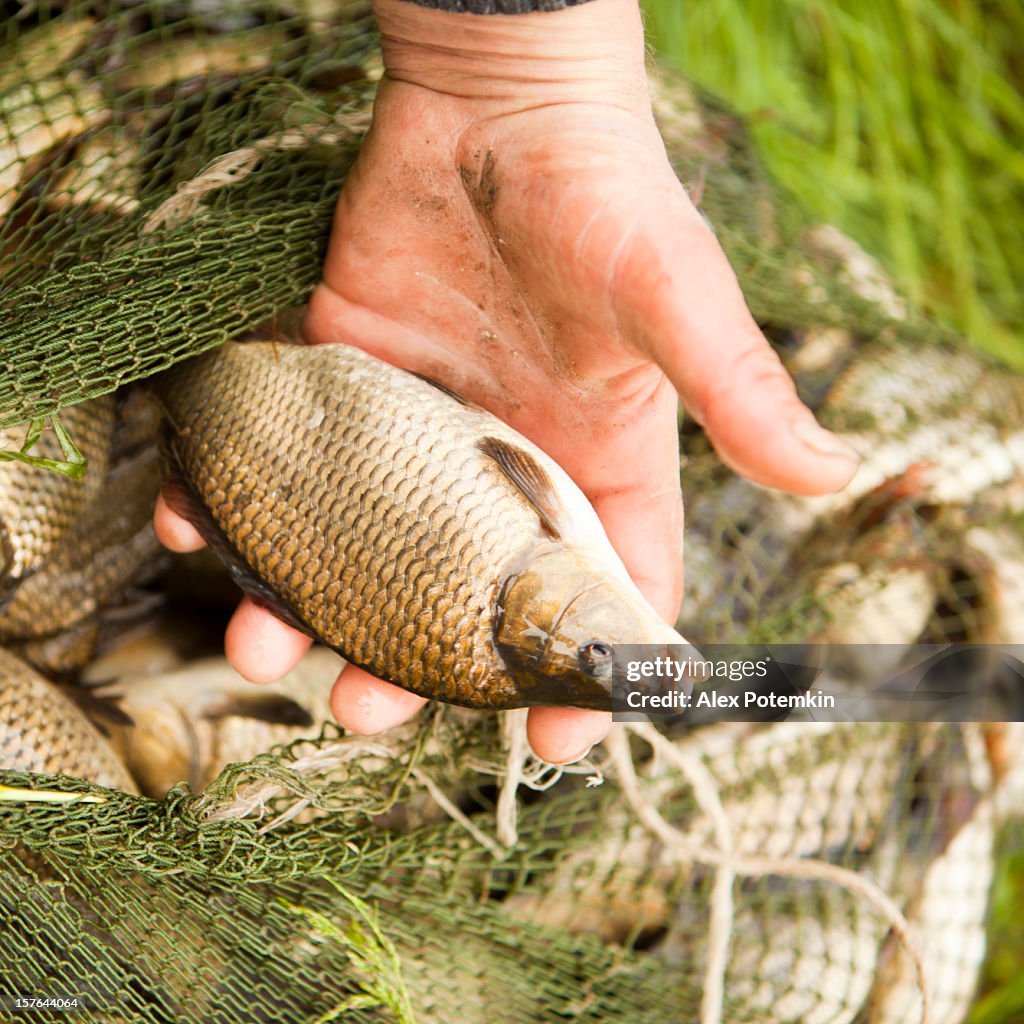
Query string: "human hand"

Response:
xmin=156 ymin=0 xmax=857 ymax=764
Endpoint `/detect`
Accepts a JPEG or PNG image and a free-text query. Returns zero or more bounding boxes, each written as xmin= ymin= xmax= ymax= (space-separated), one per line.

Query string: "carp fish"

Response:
xmin=0 ymin=645 xmax=137 ymax=792
xmin=88 ymin=648 xmax=340 ymax=797
xmin=0 ymin=447 xmax=163 ymax=645
xmin=0 ymin=390 xmax=166 ymax=674
xmin=0 ymin=395 xmax=117 ymax=593
xmin=153 ymin=341 xmax=690 ymax=711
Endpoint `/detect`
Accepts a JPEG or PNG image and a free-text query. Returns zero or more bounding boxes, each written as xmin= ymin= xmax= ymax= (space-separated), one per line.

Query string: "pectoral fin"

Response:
xmin=479 ymin=436 xmax=563 ymax=540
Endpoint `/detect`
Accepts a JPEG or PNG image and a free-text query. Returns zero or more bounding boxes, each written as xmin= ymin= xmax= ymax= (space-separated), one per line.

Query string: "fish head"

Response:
xmin=494 ymin=544 xmax=691 ymax=710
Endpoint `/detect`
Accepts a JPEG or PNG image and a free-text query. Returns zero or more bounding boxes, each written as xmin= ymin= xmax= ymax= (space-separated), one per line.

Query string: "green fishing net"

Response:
xmin=1 ymin=4 xmax=1023 ymax=1023
xmin=0 ymin=0 xmax=374 ymax=430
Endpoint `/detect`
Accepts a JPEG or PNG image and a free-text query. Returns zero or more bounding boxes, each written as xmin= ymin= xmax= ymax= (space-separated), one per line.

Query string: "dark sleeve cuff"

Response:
xmin=394 ymin=0 xmax=595 ymax=12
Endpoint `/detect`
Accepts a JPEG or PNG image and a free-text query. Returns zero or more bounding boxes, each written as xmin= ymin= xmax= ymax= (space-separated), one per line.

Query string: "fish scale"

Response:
xmin=154 ymin=341 xmax=688 ymax=710
xmin=0 ymin=395 xmax=117 ymax=588
xmin=0 ymin=645 xmax=137 ymax=793
xmin=0 ymin=447 xmax=163 ymax=641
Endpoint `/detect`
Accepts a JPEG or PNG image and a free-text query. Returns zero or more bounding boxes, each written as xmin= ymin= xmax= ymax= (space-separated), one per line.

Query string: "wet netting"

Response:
xmin=1 ymin=4 xmax=1023 ymax=1023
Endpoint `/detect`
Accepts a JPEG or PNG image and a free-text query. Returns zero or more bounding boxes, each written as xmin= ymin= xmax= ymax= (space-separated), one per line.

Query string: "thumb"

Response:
xmin=615 ymin=204 xmax=859 ymax=496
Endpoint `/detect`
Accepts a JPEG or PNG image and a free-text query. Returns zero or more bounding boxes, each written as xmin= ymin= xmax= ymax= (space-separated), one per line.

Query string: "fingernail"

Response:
xmin=789 ymin=417 xmax=859 ymax=463
xmin=555 ymin=743 xmax=594 ymax=766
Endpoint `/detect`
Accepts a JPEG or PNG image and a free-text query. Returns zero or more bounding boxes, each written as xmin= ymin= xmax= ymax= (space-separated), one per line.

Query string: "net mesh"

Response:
xmin=1 ymin=4 xmax=1022 ymax=1023
xmin=0 ymin=1 xmax=374 ymax=429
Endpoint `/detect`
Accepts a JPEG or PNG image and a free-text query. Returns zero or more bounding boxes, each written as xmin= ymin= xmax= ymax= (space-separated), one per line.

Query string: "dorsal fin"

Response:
xmin=408 ymin=370 xmax=471 ymax=407
xmin=478 ymin=436 xmax=563 ymax=539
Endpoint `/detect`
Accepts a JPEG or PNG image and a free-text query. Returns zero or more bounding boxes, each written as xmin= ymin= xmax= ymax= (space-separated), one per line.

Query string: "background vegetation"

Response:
xmin=641 ymin=0 xmax=1024 ymax=367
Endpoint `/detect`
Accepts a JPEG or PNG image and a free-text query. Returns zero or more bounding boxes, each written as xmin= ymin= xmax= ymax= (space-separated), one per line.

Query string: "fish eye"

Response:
xmin=578 ymin=641 xmax=614 ymax=673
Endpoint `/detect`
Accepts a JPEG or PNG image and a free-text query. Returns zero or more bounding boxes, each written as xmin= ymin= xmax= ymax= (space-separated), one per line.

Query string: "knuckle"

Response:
xmin=700 ymin=337 xmax=795 ymax=430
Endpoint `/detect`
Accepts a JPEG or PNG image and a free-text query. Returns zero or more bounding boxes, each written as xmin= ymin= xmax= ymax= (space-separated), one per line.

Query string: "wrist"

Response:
xmin=372 ymin=0 xmax=649 ymax=109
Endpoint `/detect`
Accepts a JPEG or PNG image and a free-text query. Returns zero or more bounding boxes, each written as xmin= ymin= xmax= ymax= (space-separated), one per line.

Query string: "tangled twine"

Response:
xmin=606 ymin=723 xmax=933 ymax=1024
xmin=141 ymin=111 xmax=371 ymax=234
